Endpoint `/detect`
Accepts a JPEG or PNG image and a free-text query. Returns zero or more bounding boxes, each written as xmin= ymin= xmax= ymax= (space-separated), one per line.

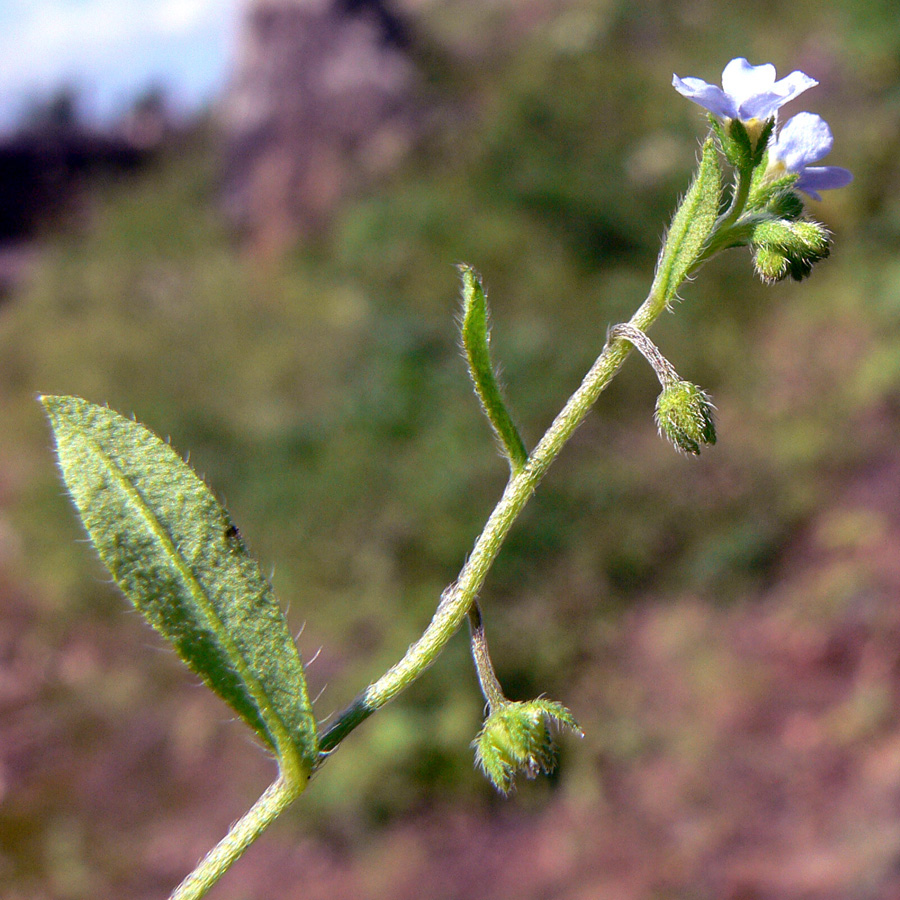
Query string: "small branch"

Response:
xmin=318 ymin=288 xmax=667 ymax=753
xmin=468 ymin=601 xmax=506 ymax=711
xmin=607 ymin=324 xmax=678 ymax=388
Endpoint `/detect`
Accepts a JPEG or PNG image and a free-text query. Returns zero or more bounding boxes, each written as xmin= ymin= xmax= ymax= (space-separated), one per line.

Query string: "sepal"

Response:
xmin=726 ymin=117 xmax=753 ymax=169
xmin=751 ymin=117 xmax=776 ymax=167
xmin=473 ymin=699 xmax=581 ymax=795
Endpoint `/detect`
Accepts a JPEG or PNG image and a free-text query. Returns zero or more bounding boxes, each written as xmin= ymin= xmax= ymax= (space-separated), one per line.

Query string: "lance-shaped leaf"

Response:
xmin=459 ymin=265 xmax=528 ymax=472
xmin=41 ymin=395 xmax=317 ymax=774
xmin=651 ymin=138 xmax=721 ymax=307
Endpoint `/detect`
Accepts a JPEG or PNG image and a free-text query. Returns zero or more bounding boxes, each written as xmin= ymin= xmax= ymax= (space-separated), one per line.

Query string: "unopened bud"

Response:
xmin=765 ymin=186 xmax=805 ymax=220
xmin=791 ymin=221 xmax=830 ymax=255
xmin=751 ymin=218 xmax=830 ymax=283
xmin=655 ymin=380 xmax=717 ymax=455
xmin=753 ymin=245 xmax=790 ymax=283
xmin=473 ymin=699 xmax=581 ymax=795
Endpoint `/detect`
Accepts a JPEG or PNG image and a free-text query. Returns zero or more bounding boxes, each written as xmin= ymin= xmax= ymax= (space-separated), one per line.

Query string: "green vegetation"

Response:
xmin=1 ymin=1 xmax=897 ymax=895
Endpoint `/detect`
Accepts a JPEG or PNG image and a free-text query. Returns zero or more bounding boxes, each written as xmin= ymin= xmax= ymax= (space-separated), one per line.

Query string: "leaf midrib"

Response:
xmin=79 ymin=426 xmax=298 ymax=764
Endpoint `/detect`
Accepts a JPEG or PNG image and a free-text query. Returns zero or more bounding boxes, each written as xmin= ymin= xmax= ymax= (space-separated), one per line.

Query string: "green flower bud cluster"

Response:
xmin=655 ymin=380 xmax=717 ymax=456
xmin=473 ymin=699 xmax=581 ymax=794
xmin=703 ymin=128 xmax=834 ymax=285
xmin=750 ymin=218 xmax=831 ymax=283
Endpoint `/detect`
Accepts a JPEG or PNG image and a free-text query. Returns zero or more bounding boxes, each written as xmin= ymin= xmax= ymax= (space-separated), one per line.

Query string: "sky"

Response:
xmin=0 ymin=0 xmax=243 ymax=130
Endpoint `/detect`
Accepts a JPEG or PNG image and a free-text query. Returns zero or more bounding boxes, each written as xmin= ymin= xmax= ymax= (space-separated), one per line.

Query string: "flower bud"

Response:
xmin=765 ymin=186 xmax=805 ymax=220
xmin=753 ymin=245 xmax=790 ymax=283
xmin=655 ymin=380 xmax=717 ymax=455
xmin=751 ymin=218 xmax=830 ymax=283
xmin=791 ymin=221 xmax=831 ymax=254
xmin=753 ymin=219 xmax=829 ymax=256
xmin=473 ymin=699 xmax=581 ymax=794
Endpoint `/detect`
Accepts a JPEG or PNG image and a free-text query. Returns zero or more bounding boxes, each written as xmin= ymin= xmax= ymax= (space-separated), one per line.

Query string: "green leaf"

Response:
xmin=459 ymin=264 xmax=528 ymax=472
xmin=41 ymin=395 xmax=317 ymax=774
xmin=651 ymin=138 xmax=721 ymax=306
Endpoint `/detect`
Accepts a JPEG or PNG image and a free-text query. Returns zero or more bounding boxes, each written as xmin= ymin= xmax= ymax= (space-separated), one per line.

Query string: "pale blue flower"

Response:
xmin=769 ymin=112 xmax=853 ymax=200
xmin=673 ymin=58 xmax=817 ymax=123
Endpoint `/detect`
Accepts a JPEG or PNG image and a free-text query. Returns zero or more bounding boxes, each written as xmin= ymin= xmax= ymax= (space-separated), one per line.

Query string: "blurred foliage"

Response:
xmin=1 ymin=0 xmax=899 ymax=891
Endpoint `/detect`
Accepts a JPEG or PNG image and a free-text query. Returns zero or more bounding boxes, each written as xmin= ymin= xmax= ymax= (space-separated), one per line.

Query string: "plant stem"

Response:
xmin=607 ymin=324 xmax=679 ymax=388
xmin=319 ymin=285 xmax=668 ymax=755
xmin=169 ymin=772 xmax=305 ymax=900
xmin=468 ymin=601 xmax=506 ymax=711
xmin=700 ymin=163 xmax=754 ymax=260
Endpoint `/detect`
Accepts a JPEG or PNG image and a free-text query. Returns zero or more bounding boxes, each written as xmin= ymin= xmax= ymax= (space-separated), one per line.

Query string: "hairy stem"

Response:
xmin=607 ymin=324 xmax=679 ymax=388
xmin=318 ymin=285 xmax=669 ymax=756
xmin=169 ymin=772 xmax=304 ymax=900
xmin=701 ymin=163 xmax=754 ymax=260
xmin=468 ymin=601 xmax=506 ymax=711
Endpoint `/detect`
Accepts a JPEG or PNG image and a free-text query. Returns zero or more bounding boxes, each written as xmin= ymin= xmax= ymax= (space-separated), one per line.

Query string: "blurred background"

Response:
xmin=0 ymin=0 xmax=895 ymax=898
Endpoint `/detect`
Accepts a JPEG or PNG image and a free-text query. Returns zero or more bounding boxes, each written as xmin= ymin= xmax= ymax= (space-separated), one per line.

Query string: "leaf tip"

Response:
xmin=459 ymin=265 xmax=487 ymax=323
xmin=37 ymin=393 xmax=67 ymax=429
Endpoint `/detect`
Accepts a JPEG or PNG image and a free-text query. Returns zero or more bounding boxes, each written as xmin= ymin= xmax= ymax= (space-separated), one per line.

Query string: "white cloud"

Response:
xmin=0 ymin=0 xmax=240 ymax=123
xmin=0 ymin=1 xmax=130 ymax=85
xmin=153 ymin=0 xmax=222 ymax=37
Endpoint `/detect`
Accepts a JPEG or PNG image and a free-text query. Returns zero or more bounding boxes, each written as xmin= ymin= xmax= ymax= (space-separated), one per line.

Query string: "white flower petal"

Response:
xmin=675 ymin=58 xmax=818 ymax=124
xmin=721 ymin=58 xmax=776 ymax=106
xmin=672 ymin=74 xmax=736 ymax=118
xmin=773 ymin=70 xmax=819 ymax=103
xmin=773 ymin=112 xmax=834 ymax=170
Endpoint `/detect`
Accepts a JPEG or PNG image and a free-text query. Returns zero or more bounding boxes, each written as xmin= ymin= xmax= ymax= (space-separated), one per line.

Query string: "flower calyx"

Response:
xmin=655 ymin=380 xmax=717 ymax=456
xmin=709 ymin=112 xmax=775 ymax=170
xmin=473 ymin=698 xmax=581 ymax=795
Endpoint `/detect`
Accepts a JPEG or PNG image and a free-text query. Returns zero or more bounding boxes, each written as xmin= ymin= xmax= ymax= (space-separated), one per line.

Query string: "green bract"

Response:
xmin=459 ymin=264 xmax=528 ymax=473
xmin=651 ymin=138 xmax=721 ymax=307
